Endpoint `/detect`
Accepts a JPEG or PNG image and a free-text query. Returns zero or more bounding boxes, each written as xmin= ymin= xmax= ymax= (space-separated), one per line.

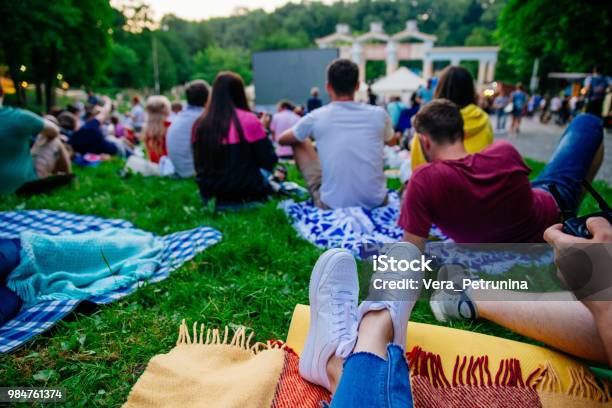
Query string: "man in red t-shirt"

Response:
xmin=399 ymin=99 xmax=603 ymax=248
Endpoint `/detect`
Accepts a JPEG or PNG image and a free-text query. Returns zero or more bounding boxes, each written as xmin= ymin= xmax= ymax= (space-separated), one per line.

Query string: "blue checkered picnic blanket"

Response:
xmin=0 ymin=210 xmax=222 ymax=353
xmin=278 ymin=191 xmax=449 ymax=257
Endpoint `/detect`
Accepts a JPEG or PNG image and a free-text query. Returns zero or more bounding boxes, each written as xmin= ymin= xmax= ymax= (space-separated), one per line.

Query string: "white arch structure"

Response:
xmin=316 ymin=20 xmax=499 ymax=87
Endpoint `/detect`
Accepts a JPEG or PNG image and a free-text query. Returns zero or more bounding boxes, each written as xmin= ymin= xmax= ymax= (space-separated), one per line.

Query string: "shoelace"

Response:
xmin=330 ymin=289 xmax=358 ymax=358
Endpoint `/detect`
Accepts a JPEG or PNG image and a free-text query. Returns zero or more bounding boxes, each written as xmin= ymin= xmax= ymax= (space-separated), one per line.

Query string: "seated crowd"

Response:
xmin=0 ymin=57 xmax=610 ymax=404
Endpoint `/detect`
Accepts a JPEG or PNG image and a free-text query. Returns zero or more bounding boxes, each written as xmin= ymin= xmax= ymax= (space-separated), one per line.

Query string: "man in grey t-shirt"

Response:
xmin=166 ymin=80 xmax=209 ymax=178
xmin=280 ymin=59 xmax=394 ymax=210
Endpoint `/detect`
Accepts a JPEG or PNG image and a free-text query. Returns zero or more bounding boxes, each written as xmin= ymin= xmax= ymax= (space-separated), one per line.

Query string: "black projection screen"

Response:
xmin=252 ymin=48 xmax=339 ymax=111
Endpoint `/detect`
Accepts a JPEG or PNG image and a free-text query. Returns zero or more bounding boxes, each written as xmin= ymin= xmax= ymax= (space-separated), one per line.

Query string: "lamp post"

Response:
xmin=530 ymin=58 xmax=539 ymax=94
xmin=152 ymin=24 xmax=169 ymax=94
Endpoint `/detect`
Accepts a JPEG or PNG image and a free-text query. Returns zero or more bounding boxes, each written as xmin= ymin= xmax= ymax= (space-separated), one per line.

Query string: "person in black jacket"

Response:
xmin=306 ymin=87 xmax=323 ymax=113
xmin=193 ymin=72 xmax=277 ymax=205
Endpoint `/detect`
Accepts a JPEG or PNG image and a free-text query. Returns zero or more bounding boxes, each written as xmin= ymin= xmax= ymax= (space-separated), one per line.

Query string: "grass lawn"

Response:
xmin=0 ymin=158 xmax=610 ymax=407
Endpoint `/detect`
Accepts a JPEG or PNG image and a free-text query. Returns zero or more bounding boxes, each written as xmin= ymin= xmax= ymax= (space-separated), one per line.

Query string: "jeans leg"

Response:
xmin=386 ymin=344 xmax=413 ymax=407
xmin=330 ymin=352 xmax=387 ymax=408
xmin=532 ymin=114 xmax=603 ymax=214
xmin=0 ymin=238 xmax=21 ymax=281
xmin=330 ymin=344 xmax=413 ymax=408
xmin=0 ymin=238 xmax=22 ymax=325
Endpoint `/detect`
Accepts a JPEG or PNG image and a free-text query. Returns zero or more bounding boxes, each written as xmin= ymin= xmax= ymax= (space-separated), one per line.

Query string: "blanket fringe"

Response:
xmin=526 ymin=361 xmax=562 ymax=393
xmin=407 ymin=346 xmax=526 ymax=389
xmin=566 ymin=365 xmax=611 ymax=402
xmin=175 ymin=319 xmax=287 ymax=355
xmin=527 ymin=362 xmax=612 ymax=402
xmin=409 ymin=346 xmax=612 ymax=403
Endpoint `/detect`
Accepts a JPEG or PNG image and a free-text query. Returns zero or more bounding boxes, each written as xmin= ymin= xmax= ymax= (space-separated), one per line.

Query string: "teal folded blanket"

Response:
xmin=7 ymin=228 xmax=164 ymax=307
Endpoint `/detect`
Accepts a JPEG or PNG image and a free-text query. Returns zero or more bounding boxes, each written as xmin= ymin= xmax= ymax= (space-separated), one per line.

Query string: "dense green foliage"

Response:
xmin=497 ymin=0 xmax=612 ymax=84
xmin=1 ymin=0 xmax=609 ymax=103
xmin=0 ymin=0 xmax=114 ymax=108
xmin=96 ymin=0 xmax=505 ymax=90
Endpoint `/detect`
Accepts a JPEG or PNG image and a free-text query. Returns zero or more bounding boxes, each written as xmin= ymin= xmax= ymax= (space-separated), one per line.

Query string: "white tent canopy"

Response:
xmin=371 ymin=67 xmax=425 ymax=96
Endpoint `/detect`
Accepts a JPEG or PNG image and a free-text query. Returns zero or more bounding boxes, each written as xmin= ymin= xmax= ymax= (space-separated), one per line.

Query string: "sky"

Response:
xmin=135 ymin=0 xmax=311 ymax=21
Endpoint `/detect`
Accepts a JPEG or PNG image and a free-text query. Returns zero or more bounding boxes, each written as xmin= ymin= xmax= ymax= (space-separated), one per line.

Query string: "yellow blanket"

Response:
xmin=123 ymin=321 xmax=286 ymax=408
xmin=287 ymin=304 xmax=612 ymax=407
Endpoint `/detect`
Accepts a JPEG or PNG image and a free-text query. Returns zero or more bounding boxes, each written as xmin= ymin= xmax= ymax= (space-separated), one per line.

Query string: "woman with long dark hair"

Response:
xmin=193 ymin=72 xmax=277 ymax=204
xmin=410 ymin=66 xmax=493 ymax=170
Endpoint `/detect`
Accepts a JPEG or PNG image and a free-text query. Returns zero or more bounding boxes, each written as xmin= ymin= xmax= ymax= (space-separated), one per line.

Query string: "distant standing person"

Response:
xmin=417 ymin=79 xmax=434 ymax=104
xmin=395 ymin=93 xmax=421 ymax=140
xmin=367 ymin=86 xmax=378 ymax=105
xmin=386 ymin=96 xmax=406 ymax=129
xmin=550 ymin=95 xmax=562 ymax=124
xmin=493 ymin=91 xmax=509 ymax=132
xmin=130 ymin=96 xmax=145 ymax=133
xmin=270 ymin=100 xmax=300 ymax=159
xmin=166 ymin=80 xmax=209 ymax=178
xmin=306 ymin=87 xmax=323 ymax=113
xmin=510 ymin=83 xmax=527 ymax=134
xmin=584 ymin=66 xmax=612 ymax=118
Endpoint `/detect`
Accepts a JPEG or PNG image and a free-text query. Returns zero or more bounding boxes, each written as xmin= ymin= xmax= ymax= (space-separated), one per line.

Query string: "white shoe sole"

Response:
xmin=299 ymin=248 xmax=354 ymax=389
xmin=429 ymin=298 xmax=449 ymax=323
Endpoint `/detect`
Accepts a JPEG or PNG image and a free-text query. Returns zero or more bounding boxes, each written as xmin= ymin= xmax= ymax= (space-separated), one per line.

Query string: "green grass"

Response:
xmin=0 ymin=158 xmax=611 ymax=407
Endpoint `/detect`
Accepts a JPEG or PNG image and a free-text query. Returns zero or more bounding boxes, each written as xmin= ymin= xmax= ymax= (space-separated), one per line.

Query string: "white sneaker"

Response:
xmin=430 ymin=264 xmax=478 ymax=322
xmin=358 ymin=242 xmax=422 ymax=349
xmin=299 ymin=249 xmax=359 ymax=391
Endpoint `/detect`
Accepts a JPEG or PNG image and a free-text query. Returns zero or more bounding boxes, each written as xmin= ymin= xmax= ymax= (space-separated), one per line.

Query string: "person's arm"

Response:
xmin=402 ymin=230 xmax=426 ymax=252
xmin=280 ymin=113 xmax=315 ymax=146
xmin=383 ymin=112 xmax=396 ymax=146
xmin=95 ymin=96 xmax=112 ymax=124
xmin=544 ymin=217 xmax=612 ymax=365
xmin=39 ymin=118 xmax=60 ymax=140
xmin=279 ymin=128 xmax=300 ymax=146
xmin=583 ymin=76 xmax=592 ymax=95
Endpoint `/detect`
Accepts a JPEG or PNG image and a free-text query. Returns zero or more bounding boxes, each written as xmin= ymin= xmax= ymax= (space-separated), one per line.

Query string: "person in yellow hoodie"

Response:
xmin=410 ymin=66 xmax=493 ymax=170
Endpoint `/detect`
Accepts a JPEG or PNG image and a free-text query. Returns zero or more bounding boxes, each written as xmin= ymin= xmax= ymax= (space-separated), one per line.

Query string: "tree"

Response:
xmin=4 ymin=0 xmax=509 ymax=96
xmin=465 ymin=27 xmax=494 ymax=46
xmin=252 ymin=30 xmax=311 ymax=51
xmin=0 ymin=0 xmax=113 ymax=109
xmin=159 ymin=30 xmax=191 ymax=84
xmin=99 ymin=42 xmax=140 ymax=89
xmin=497 ymin=0 xmax=612 ymax=84
xmin=192 ymin=46 xmax=252 ymax=85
